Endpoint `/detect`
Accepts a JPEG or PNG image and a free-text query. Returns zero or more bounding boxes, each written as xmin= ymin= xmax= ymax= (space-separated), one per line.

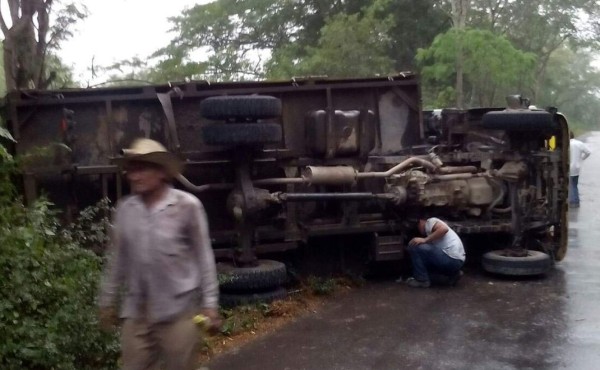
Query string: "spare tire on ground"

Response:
xmin=481 ymin=110 xmax=557 ymax=131
xmin=202 ymin=123 xmax=282 ymax=146
xmin=201 ymin=95 xmax=282 ymax=121
xmin=482 ymin=250 xmax=552 ymax=276
xmin=218 ymin=259 xmax=287 ymax=292
xmin=220 ymin=287 xmax=288 ymax=308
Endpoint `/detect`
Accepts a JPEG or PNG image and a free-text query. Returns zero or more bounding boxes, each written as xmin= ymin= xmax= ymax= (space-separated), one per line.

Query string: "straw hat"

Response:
xmin=113 ymin=138 xmax=183 ymax=177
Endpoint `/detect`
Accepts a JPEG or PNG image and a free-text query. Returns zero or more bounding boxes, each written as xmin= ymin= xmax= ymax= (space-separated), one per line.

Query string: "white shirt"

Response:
xmin=425 ymin=218 xmax=465 ymax=261
xmin=570 ymin=139 xmax=591 ymax=176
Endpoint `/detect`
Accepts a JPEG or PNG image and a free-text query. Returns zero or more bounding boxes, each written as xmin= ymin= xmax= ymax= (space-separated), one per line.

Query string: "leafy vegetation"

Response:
xmin=0 ymin=148 xmax=119 ymax=369
xmin=91 ymin=0 xmax=600 ymax=133
xmin=417 ymin=28 xmax=537 ymax=107
xmin=537 ymin=46 xmax=600 ymax=133
xmin=0 ymin=1 xmax=86 ymax=90
xmin=1 ymin=0 xmax=598 ymax=135
xmin=267 ymin=5 xmax=396 ymax=79
xmin=306 ymin=276 xmax=337 ymax=296
xmin=199 ymin=279 xmax=353 ymax=364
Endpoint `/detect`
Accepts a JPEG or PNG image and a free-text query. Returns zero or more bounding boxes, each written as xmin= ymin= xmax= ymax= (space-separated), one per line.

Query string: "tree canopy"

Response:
xmin=417 ymin=28 xmax=537 ymax=107
xmin=138 ymin=0 xmax=448 ymax=81
xmin=2 ymin=0 xmax=600 ymax=131
xmin=0 ymin=0 xmax=86 ymax=90
xmin=266 ymin=3 xmax=396 ymax=79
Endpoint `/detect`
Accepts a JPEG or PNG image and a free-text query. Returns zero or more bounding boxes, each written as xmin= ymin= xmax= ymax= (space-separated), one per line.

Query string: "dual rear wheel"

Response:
xmin=201 ymin=95 xmax=283 ymax=146
xmin=217 ymin=259 xmax=288 ymax=307
xmin=201 ymin=96 xmax=288 ymax=306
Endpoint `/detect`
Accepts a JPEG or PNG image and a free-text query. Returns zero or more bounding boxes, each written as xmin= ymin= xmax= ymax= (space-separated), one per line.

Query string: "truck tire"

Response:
xmin=200 ymin=95 xmax=282 ymax=121
xmin=482 ymin=250 xmax=552 ymax=276
xmin=218 ymin=259 xmax=287 ymax=292
xmin=481 ymin=111 xmax=557 ymax=131
xmin=220 ymin=287 xmax=287 ymax=308
xmin=202 ymin=123 xmax=282 ymax=146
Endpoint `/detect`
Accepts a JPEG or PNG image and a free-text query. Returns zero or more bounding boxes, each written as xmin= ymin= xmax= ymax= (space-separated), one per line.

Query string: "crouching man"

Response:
xmin=405 ymin=217 xmax=465 ymax=288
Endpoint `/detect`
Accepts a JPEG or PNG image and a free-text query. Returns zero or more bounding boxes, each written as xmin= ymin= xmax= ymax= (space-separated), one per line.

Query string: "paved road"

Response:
xmin=209 ymin=134 xmax=600 ymax=370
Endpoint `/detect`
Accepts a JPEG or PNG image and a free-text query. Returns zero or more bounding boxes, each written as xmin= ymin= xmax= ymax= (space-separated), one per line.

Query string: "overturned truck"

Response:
xmin=5 ymin=73 xmax=569 ymax=298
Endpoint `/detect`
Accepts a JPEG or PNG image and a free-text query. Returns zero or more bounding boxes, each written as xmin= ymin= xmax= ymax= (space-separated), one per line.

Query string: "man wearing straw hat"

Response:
xmin=98 ymin=138 xmax=220 ymax=370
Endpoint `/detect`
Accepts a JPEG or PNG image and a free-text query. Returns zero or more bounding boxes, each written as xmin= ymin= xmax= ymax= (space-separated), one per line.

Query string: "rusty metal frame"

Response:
xmin=4 ymin=73 xmax=568 ymax=267
xmin=9 ymin=77 xmax=419 ymax=107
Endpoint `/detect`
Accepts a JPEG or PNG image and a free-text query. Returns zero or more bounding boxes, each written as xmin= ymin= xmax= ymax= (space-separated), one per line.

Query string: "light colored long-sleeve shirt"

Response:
xmin=99 ymin=187 xmax=219 ymax=323
xmin=570 ymin=138 xmax=591 ymax=176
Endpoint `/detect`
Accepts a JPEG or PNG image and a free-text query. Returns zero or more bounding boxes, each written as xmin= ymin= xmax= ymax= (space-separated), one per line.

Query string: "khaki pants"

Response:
xmin=121 ymin=311 xmax=200 ymax=370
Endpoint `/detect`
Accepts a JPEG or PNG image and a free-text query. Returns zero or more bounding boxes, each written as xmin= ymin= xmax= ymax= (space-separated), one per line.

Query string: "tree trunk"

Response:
xmin=3 ymin=39 xmax=17 ymax=92
xmin=0 ymin=0 xmax=51 ymax=91
xmin=451 ymin=0 xmax=470 ymax=109
xmin=35 ymin=1 xmax=51 ymax=88
xmin=455 ymin=44 xmax=465 ymax=109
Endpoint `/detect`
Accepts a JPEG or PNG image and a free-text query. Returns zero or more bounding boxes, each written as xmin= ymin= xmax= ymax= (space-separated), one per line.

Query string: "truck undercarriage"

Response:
xmin=5 ymin=74 xmax=569 ymax=299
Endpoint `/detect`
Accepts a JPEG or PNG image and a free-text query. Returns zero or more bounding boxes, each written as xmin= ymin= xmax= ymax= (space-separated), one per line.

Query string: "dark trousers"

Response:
xmin=569 ymin=175 xmax=580 ymax=205
xmin=408 ymin=243 xmax=463 ymax=282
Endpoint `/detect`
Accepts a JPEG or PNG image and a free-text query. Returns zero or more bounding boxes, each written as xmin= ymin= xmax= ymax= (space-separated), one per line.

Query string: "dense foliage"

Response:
xmin=417 ymin=28 xmax=537 ymax=107
xmin=267 ymin=7 xmax=396 ymax=79
xmin=0 ymin=1 xmax=86 ymax=90
xmin=1 ymin=1 xmax=598 ymax=132
xmin=0 ymin=148 xmax=119 ymax=369
xmin=117 ymin=0 xmax=598 ymax=132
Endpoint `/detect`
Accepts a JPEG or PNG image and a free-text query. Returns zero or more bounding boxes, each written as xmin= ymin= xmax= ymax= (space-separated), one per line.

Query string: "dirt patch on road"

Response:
xmin=199 ymin=278 xmax=357 ymax=365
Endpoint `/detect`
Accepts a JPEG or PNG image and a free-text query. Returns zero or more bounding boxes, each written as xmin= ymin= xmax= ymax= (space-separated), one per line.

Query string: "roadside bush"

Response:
xmin=0 ymin=148 xmax=119 ymax=369
xmin=64 ymin=197 xmax=112 ymax=254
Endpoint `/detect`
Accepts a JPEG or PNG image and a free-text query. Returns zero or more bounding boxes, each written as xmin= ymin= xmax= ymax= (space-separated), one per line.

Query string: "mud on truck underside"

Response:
xmin=4 ymin=74 xmax=569 ymax=298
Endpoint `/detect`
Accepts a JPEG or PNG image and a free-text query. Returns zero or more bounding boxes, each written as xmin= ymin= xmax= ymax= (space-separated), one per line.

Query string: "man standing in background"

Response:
xmin=569 ymin=131 xmax=591 ymax=208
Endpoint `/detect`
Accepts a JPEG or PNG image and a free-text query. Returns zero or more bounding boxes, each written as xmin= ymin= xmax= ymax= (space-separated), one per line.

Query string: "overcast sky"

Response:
xmin=60 ymin=0 xmax=211 ymax=86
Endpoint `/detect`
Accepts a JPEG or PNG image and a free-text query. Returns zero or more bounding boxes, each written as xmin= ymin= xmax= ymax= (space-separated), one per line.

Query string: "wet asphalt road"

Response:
xmin=209 ymin=134 xmax=600 ymax=370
